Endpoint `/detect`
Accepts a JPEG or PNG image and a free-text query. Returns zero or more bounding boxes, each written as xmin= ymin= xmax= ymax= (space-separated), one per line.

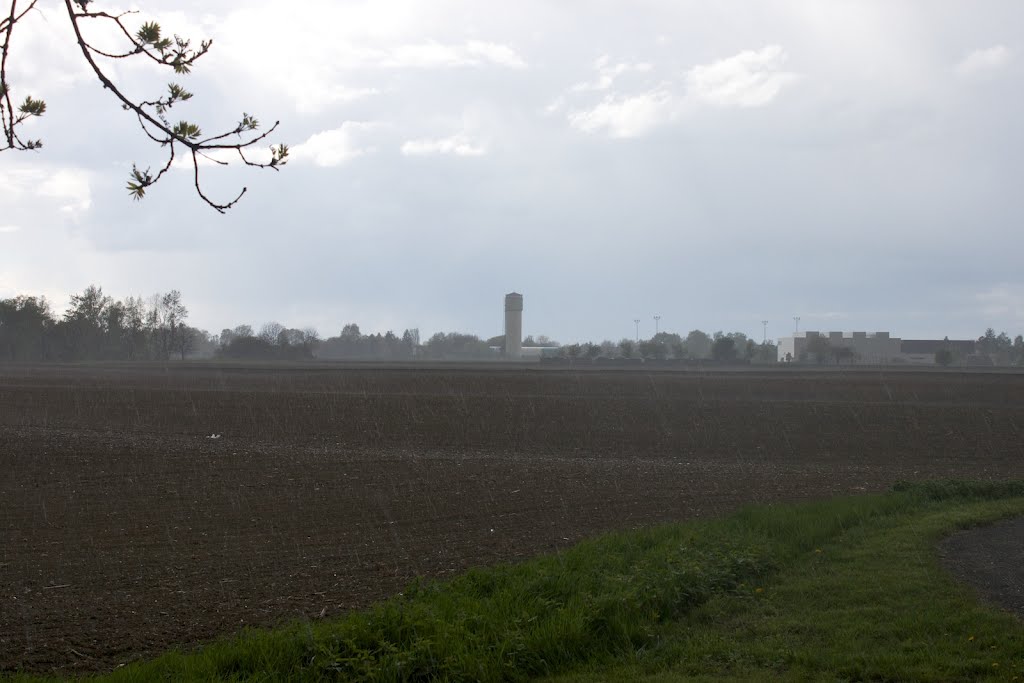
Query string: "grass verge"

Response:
xmin=6 ymin=480 xmax=1024 ymax=682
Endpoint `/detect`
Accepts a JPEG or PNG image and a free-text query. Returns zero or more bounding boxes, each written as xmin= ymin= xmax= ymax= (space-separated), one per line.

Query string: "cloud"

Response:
xmin=401 ymin=134 xmax=486 ymax=157
xmin=954 ymin=45 xmax=1011 ymax=77
xmin=570 ymin=55 xmax=653 ymax=93
xmin=215 ymin=4 xmax=527 ymax=114
xmin=379 ymin=40 xmax=527 ymax=69
xmin=0 ymin=225 xmax=21 ymax=234
xmin=2 ymin=4 xmax=94 ymax=94
xmin=805 ymin=312 xmax=849 ymax=322
xmin=975 ymin=284 xmax=1024 ymax=322
xmin=463 ymin=41 xmax=528 ymax=69
xmin=567 ymin=88 xmax=676 ymax=138
xmin=0 ymin=166 xmax=92 ymax=215
xmin=289 ymin=123 xmax=378 ymax=167
xmin=293 ymin=85 xmax=381 ymax=115
xmin=686 ymin=45 xmax=799 ymax=108
xmin=560 ymin=45 xmax=797 ymax=138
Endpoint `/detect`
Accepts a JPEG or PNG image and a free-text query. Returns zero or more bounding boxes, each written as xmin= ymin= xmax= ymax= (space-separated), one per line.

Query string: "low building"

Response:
xmin=778 ymin=331 xmax=902 ymax=364
xmin=900 ymin=339 xmax=977 ymax=365
xmin=779 ymin=332 xmax=979 ymax=365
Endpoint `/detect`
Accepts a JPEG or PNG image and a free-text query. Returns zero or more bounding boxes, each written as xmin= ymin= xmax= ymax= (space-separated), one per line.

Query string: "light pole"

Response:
xmin=793 ymin=316 xmax=801 ymax=334
xmin=654 ymin=315 xmax=661 ymax=336
xmin=762 ymin=320 xmax=768 ymax=344
xmin=634 ymin=319 xmax=641 ymax=342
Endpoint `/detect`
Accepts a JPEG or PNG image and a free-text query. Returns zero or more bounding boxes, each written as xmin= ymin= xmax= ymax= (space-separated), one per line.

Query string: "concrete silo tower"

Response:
xmin=504 ymin=292 xmax=523 ymax=359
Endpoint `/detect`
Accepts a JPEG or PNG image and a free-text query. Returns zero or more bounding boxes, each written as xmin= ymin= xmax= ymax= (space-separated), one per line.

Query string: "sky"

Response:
xmin=1 ymin=0 xmax=1022 ymax=343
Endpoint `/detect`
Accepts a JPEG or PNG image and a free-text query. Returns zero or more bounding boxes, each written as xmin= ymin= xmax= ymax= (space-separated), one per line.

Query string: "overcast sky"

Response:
xmin=2 ymin=1 xmax=1022 ymax=343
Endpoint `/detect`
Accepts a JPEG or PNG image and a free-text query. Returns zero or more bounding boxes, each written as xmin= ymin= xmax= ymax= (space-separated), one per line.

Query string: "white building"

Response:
xmin=778 ymin=331 xmax=902 ymax=364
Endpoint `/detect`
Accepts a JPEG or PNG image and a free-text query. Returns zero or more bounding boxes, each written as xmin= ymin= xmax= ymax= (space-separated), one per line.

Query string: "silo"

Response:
xmin=504 ymin=292 xmax=523 ymax=359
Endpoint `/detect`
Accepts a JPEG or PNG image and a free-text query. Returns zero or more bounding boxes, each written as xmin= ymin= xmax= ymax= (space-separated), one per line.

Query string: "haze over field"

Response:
xmin=1 ymin=1 xmax=1022 ymax=343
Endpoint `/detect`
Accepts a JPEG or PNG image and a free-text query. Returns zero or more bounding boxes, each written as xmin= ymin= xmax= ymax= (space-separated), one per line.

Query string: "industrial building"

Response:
xmin=778 ymin=331 xmax=902 ymax=364
xmin=899 ymin=339 xmax=979 ymax=364
xmin=778 ymin=331 xmax=978 ymax=365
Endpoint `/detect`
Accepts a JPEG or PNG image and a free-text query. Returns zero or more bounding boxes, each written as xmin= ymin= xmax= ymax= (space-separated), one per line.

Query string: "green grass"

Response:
xmin=6 ymin=480 xmax=1024 ymax=682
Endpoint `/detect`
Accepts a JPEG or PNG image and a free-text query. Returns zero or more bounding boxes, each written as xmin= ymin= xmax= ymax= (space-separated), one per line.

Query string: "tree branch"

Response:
xmin=2 ymin=0 xmax=287 ymax=211
xmin=1 ymin=0 xmax=45 ymax=151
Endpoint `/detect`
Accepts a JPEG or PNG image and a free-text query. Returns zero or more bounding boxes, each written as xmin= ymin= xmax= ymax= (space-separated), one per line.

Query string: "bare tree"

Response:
xmin=1 ymin=1 xmax=287 ymax=211
xmin=258 ymin=322 xmax=285 ymax=345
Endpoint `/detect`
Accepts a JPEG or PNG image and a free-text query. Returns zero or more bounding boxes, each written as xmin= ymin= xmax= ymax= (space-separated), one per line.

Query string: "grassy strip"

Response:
xmin=6 ymin=481 xmax=1024 ymax=682
xmin=547 ymin=481 xmax=1024 ymax=682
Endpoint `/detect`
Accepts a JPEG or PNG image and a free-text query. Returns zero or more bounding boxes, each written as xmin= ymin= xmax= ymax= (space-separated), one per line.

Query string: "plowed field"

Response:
xmin=2 ymin=363 xmax=1023 ymax=674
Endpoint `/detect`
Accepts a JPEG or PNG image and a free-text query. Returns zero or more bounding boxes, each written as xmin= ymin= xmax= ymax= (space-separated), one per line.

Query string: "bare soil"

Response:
xmin=2 ymin=363 xmax=1023 ymax=675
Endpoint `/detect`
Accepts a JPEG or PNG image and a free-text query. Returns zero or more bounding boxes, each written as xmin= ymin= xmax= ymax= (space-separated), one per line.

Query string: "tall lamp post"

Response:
xmin=762 ymin=320 xmax=768 ymax=344
xmin=654 ymin=315 xmax=661 ymax=336
xmin=634 ymin=319 xmax=641 ymax=342
xmin=793 ymin=316 xmax=801 ymax=333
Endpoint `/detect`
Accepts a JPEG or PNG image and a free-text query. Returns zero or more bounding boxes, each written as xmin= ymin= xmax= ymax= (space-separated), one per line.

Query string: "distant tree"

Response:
xmin=935 ymin=348 xmax=954 ymax=367
xmin=804 ymin=335 xmax=831 ymax=364
xmin=743 ymin=339 xmax=758 ymax=361
xmin=102 ymin=299 xmax=128 ymax=359
xmin=258 ymin=322 xmax=285 ymax=345
xmin=585 ymin=343 xmax=601 ymax=360
xmin=220 ymin=335 xmax=275 ymax=360
xmin=122 ymin=296 xmax=147 ymax=360
xmin=684 ymin=330 xmax=712 ymax=359
xmin=598 ymin=340 xmax=618 ymax=357
xmin=978 ymin=328 xmax=997 ymax=355
xmin=0 ymin=295 xmax=54 ymax=361
xmin=711 ymin=335 xmax=737 ymax=362
xmin=424 ymin=332 xmax=491 ymax=359
xmin=646 ymin=332 xmax=680 ymax=359
xmin=161 ymin=290 xmax=189 ymax=360
xmin=977 ymin=328 xmax=1014 ymax=365
xmin=753 ymin=341 xmax=779 ymax=364
xmin=401 ymin=329 xmax=420 ymax=357
xmin=831 ymin=345 xmax=856 ymax=365
xmin=64 ymin=285 xmax=112 ymax=359
xmin=280 ymin=328 xmax=308 ymax=347
xmin=725 ymin=332 xmax=750 ymax=355
xmin=219 ymin=328 xmax=237 ymax=348
xmin=618 ymin=339 xmax=635 ymax=358
xmin=180 ymin=326 xmax=218 ymax=358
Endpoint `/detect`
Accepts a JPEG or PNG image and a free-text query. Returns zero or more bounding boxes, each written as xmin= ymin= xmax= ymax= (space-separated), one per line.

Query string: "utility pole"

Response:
xmin=634 ymin=319 xmax=641 ymax=342
xmin=762 ymin=320 xmax=768 ymax=344
xmin=654 ymin=315 xmax=661 ymax=336
xmin=793 ymin=316 xmax=801 ymax=334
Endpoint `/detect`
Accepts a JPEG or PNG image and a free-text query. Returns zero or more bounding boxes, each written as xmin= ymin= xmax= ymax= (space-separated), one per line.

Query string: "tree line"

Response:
xmin=5 ymin=286 xmax=1021 ymax=366
xmin=553 ymin=331 xmax=778 ymax=364
xmin=0 ymin=286 xmax=206 ymax=362
xmin=0 ymin=285 xmax=790 ymax=365
xmin=0 ymin=286 xmax=517 ymax=362
xmin=969 ymin=328 xmax=1024 ymax=366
